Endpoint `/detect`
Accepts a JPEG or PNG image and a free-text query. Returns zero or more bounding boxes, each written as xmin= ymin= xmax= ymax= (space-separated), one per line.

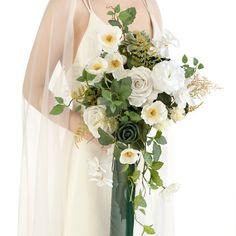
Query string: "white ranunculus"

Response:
xmin=141 ymin=101 xmax=168 ymax=126
xmin=105 ymin=52 xmax=124 ymax=73
xmin=128 ymin=66 xmax=153 ymax=107
xmin=170 ymin=107 xmax=185 ymax=122
xmin=98 ymin=26 xmax=122 ymax=53
xmin=161 ymin=183 xmax=180 ymax=201
xmin=151 ymin=60 xmax=185 ymax=94
xmin=83 ymin=105 xmax=117 ymax=138
xmin=120 ymin=148 xmax=142 ymax=165
xmin=86 ymin=57 xmax=108 ymax=75
xmin=173 ymin=86 xmax=193 ymax=108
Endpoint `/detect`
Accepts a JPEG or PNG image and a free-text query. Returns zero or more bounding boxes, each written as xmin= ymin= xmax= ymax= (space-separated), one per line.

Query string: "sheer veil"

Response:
xmin=18 ymin=0 xmax=177 ymax=235
xmin=19 ymin=0 xmax=79 ymax=234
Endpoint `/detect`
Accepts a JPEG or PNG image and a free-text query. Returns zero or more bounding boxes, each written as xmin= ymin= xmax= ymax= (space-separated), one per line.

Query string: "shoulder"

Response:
xmin=148 ymin=0 xmax=163 ymax=30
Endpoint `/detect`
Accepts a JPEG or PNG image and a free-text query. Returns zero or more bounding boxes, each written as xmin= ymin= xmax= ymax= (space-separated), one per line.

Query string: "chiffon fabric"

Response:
xmin=18 ymin=0 xmax=177 ymax=235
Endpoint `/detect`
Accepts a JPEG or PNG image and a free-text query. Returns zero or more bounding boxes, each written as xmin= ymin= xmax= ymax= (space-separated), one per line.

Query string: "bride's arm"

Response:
xmin=22 ymin=0 xmax=84 ymax=134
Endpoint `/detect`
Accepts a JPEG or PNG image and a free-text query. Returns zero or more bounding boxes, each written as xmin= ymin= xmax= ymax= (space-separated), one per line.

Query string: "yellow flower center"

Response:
xmin=124 ymin=151 xmax=135 ymax=158
xmin=103 ymin=34 xmax=115 ymax=44
xmin=111 ymin=59 xmax=121 ymax=68
xmin=147 ymin=108 xmax=159 ymax=118
xmin=92 ymin=63 xmax=102 ymax=71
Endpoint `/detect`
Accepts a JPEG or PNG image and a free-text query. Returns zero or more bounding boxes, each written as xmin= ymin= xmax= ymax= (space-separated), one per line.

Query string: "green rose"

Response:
xmin=117 ymin=121 xmax=140 ymax=144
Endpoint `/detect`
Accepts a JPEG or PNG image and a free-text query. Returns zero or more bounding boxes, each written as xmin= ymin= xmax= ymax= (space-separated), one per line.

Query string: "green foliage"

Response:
xmin=77 ymin=69 xmax=96 ymax=82
xmin=55 ymin=97 xmax=64 ymax=104
xmin=142 ymin=225 xmax=156 ymax=235
xmin=152 ymin=142 xmax=162 ymax=162
xmin=134 ymin=191 xmax=147 ymax=210
xmin=119 ymin=7 xmax=137 ymax=26
xmin=98 ymin=128 xmax=115 ymax=145
xmin=49 ymin=104 xmax=65 ymax=115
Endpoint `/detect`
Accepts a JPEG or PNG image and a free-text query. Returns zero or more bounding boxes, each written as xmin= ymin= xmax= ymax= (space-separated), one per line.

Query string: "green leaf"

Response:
xmin=125 ymin=111 xmax=142 ymax=122
xmin=130 ymin=170 xmax=141 ymax=182
xmin=49 ymin=104 xmax=65 ymax=115
xmin=151 ymin=170 xmax=163 ymax=187
xmin=119 ymin=7 xmax=136 ymax=26
xmin=139 ymin=208 xmax=146 ymax=215
xmin=152 ymin=142 xmax=162 ymax=161
xmin=114 ymin=4 xmax=121 ymax=13
xmin=119 ymin=116 xmax=129 ymax=122
xmin=144 ymin=152 xmax=152 ymax=165
xmin=110 ymin=103 xmax=117 ymax=113
xmin=107 ymin=10 xmax=114 ymax=16
xmin=155 ymin=135 xmax=167 ymax=145
xmin=134 ymin=192 xmax=147 ymax=210
xmin=74 ymin=105 xmax=82 ymax=112
xmin=193 ymin=57 xmax=199 ymax=66
xmin=151 ymin=161 xmax=164 ymax=170
xmin=102 ymin=89 xmax=112 ymax=101
xmin=77 ymin=69 xmax=96 ymax=82
xmin=98 ymin=128 xmax=115 ymax=145
xmin=118 ymin=77 xmax=132 ymax=100
xmin=55 ymin=96 xmax=64 ymax=104
xmin=113 ymin=100 xmax=123 ymax=106
xmin=185 ymin=67 xmax=195 ymax=78
xmin=108 ymin=20 xmax=120 ymax=27
xmin=120 ymin=164 xmax=129 ymax=173
xmin=198 ymin=63 xmax=204 ymax=69
xmin=182 ymin=55 xmax=188 ymax=64
xmin=143 ymin=225 xmax=155 ymax=235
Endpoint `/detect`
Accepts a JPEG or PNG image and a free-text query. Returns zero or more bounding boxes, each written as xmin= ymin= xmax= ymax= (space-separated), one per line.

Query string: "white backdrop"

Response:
xmin=0 ymin=0 xmax=235 ymax=235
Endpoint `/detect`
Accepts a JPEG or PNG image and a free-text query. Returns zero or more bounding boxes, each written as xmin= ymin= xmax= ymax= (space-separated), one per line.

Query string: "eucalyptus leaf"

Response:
xmin=49 ymin=104 xmax=65 ymax=115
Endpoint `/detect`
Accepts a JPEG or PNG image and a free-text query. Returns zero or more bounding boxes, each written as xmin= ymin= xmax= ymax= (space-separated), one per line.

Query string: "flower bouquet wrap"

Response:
xmin=50 ymin=4 xmax=216 ymax=236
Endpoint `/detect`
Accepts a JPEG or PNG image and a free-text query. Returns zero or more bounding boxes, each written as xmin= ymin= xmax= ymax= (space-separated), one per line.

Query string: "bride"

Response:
xmin=19 ymin=0 xmax=176 ymax=235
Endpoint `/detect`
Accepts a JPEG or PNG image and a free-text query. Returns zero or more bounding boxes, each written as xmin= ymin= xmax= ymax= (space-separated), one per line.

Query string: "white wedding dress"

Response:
xmin=18 ymin=0 xmax=177 ymax=235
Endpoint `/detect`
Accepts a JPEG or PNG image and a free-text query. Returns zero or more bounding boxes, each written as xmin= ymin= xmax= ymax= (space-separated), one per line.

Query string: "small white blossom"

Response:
xmin=86 ymin=57 xmax=108 ymax=76
xmin=120 ymin=148 xmax=142 ymax=165
xmin=105 ymin=52 xmax=124 ymax=73
xmin=141 ymin=101 xmax=168 ymax=126
xmin=98 ymin=26 xmax=122 ymax=53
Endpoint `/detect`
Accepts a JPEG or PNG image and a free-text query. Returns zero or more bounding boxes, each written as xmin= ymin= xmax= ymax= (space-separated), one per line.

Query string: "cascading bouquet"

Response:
xmin=50 ymin=4 xmax=216 ymax=235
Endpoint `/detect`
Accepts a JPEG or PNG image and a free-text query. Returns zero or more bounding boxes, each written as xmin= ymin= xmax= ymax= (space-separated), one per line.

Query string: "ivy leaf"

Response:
xmin=185 ymin=67 xmax=195 ymax=78
xmin=77 ymin=69 xmax=96 ymax=82
xmin=144 ymin=152 xmax=152 ymax=165
xmin=182 ymin=55 xmax=188 ymax=64
xmin=108 ymin=20 xmax=121 ymax=27
xmin=102 ymin=89 xmax=112 ymax=101
xmin=107 ymin=10 xmax=114 ymax=16
xmin=130 ymin=170 xmax=141 ymax=182
xmin=119 ymin=7 xmax=136 ymax=26
xmin=151 ymin=170 xmax=163 ymax=187
xmin=134 ymin=192 xmax=147 ymax=210
xmin=151 ymin=161 xmax=164 ymax=170
xmin=143 ymin=225 xmax=155 ymax=235
xmin=98 ymin=128 xmax=115 ymax=145
xmin=118 ymin=77 xmax=132 ymax=100
xmin=114 ymin=4 xmax=121 ymax=13
xmin=155 ymin=135 xmax=167 ymax=145
xmin=139 ymin=208 xmax=146 ymax=215
xmin=152 ymin=142 xmax=162 ymax=161
xmin=49 ymin=104 xmax=65 ymax=115
xmin=198 ymin=63 xmax=204 ymax=69
xmin=193 ymin=57 xmax=199 ymax=66
xmin=55 ymin=96 xmax=64 ymax=104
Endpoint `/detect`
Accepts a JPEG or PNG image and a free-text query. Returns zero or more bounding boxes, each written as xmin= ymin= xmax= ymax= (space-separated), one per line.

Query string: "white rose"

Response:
xmin=86 ymin=57 xmax=108 ymax=75
xmin=141 ymin=101 xmax=168 ymax=126
xmin=105 ymin=52 xmax=124 ymax=73
xmin=152 ymin=60 xmax=185 ymax=94
xmin=98 ymin=26 xmax=123 ymax=53
xmin=83 ymin=105 xmax=117 ymax=138
xmin=170 ymin=107 xmax=185 ymax=122
xmin=120 ymin=148 xmax=142 ymax=165
xmin=128 ymin=66 xmax=153 ymax=107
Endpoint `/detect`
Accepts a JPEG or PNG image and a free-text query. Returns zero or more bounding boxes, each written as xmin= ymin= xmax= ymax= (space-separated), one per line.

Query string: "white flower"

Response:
xmin=105 ymin=52 xmax=124 ymax=73
xmin=161 ymin=183 xmax=180 ymax=201
xmin=88 ymin=157 xmax=113 ymax=187
xmin=170 ymin=107 xmax=185 ymax=122
xmin=86 ymin=57 xmax=108 ymax=75
xmin=128 ymin=66 xmax=153 ymax=107
xmin=152 ymin=30 xmax=179 ymax=58
xmin=154 ymin=119 xmax=171 ymax=132
xmin=173 ymin=86 xmax=194 ymax=108
xmin=98 ymin=26 xmax=122 ymax=53
xmin=120 ymin=148 xmax=142 ymax=165
xmin=83 ymin=105 xmax=117 ymax=138
xmin=141 ymin=101 xmax=168 ymax=126
xmin=152 ymin=60 xmax=185 ymax=94
xmin=112 ymin=69 xmax=130 ymax=81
